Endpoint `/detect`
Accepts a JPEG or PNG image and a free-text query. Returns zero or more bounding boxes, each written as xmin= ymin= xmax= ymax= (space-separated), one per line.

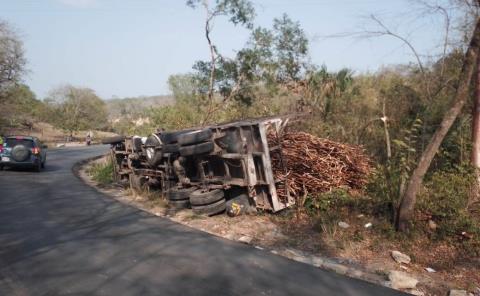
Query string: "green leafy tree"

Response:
xmin=272 ymin=14 xmax=309 ymax=83
xmin=47 ymin=85 xmax=109 ymax=137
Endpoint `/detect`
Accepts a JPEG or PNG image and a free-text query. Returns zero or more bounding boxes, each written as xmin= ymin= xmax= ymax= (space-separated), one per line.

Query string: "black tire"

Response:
xmin=102 ymin=135 xmax=126 ymax=145
xmin=162 ymin=143 xmax=179 ymax=154
xmin=145 ymin=134 xmax=163 ymax=167
xmin=192 ymin=199 xmax=226 ymax=216
xmin=167 ymin=187 xmax=197 ymax=201
xmin=169 ymin=199 xmax=190 ymax=209
xmin=145 ymin=134 xmax=161 ymax=147
xmin=189 ymin=189 xmax=224 ymax=206
xmin=178 ymin=129 xmax=213 ymax=146
xmin=160 ymin=130 xmax=194 ymax=144
xmin=179 ymin=141 xmax=214 ymax=156
xmin=11 ymin=145 xmax=30 ymax=162
xmin=145 ymin=147 xmax=163 ymax=168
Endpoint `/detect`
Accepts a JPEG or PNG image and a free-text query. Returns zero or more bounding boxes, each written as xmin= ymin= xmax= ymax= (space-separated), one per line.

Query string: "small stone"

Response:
xmin=238 ymin=235 xmax=252 ymax=244
xmin=311 ymin=257 xmax=325 ymax=267
xmin=338 ymin=221 xmax=350 ymax=229
xmin=388 ymin=270 xmax=418 ymax=289
xmin=425 ymin=267 xmax=436 ymax=273
xmin=323 ymin=261 xmax=349 ymax=275
xmin=449 ymin=290 xmax=468 ymax=296
xmin=357 ymin=214 xmax=364 ymax=218
xmin=428 ymin=220 xmax=437 ymax=230
xmin=364 ymin=222 xmax=372 ymax=228
xmin=391 ymin=251 xmax=411 ymax=264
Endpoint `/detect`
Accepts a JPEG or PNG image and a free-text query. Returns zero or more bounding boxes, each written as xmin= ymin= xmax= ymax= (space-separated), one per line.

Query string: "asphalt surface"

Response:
xmin=0 ymin=146 xmax=407 ymax=296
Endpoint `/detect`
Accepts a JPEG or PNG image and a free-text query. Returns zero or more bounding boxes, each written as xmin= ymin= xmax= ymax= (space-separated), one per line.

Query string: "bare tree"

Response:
xmin=472 ymin=48 xmax=480 ymax=203
xmin=187 ymin=0 xmax=255 ymax=125
xmin=0 ymin=20 xmax=26 ymax=97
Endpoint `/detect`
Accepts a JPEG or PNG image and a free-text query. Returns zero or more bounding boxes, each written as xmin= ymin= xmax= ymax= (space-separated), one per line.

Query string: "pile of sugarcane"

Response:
xmin=268 ymin=132 xmax=372 ymax=199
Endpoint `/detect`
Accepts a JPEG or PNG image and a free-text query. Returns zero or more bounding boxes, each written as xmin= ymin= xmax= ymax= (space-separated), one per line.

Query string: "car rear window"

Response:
xmin=5 ymin=138 xmax=34 ymax=148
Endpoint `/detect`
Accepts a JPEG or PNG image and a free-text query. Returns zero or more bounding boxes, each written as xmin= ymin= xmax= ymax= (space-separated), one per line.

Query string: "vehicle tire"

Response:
xmin=160 ymin=130 xmax=194 ymax=144
xmin=167 ymin=187 xmax=197 ymax=201
xmin=189 ymin=189 xmax=224 ymax=206
xmin=162 ymin=143 xmax=179 ymax=154
xmin=11 ymin=145 xmax=30 ymax=162
xmin=145 ymin=134 xmax=163 ymax=167
xmin=179 ymin=141 xmax=214 ymax=156
xmin=192 ymin=199 xmax=226 ymax=216
xmin=145 ymin=147 xmax=163 ymax=168
xmin=102 ymin=135 xmax=126 ymax=145
xmin=169 ymin=199 xmax=190 ymax=209
xmin=178 ymin=129 xmax=213 ymax=146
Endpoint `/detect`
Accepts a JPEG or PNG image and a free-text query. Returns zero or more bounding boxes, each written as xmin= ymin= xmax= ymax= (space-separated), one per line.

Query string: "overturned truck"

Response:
xmin=103 ymin=116 xmax=296 ymax=216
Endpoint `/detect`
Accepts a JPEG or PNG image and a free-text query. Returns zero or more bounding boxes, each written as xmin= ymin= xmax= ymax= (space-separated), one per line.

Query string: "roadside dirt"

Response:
xmin=79 ymin=157 xmax=479 ymax=296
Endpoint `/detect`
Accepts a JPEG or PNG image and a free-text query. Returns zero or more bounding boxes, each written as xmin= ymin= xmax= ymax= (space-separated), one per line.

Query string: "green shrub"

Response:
xmin=418 ymin=166 xmax=479 ymax=243
xmin=88 ymin=159 xmax=113 ymax=185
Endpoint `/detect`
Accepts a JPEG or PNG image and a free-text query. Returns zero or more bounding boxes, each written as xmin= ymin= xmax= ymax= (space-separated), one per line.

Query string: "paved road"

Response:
xmin=0 ymin=146 xmax=406 ymax=296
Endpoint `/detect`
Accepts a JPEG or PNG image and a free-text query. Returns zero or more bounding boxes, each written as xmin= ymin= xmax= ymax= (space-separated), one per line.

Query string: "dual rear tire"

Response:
xmin=190 ymin=189 xmax=226 ymax=216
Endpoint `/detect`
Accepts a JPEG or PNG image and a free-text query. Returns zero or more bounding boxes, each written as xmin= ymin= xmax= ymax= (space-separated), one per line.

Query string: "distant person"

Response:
xmin=86 ymin=134 xmax=91 ymax=146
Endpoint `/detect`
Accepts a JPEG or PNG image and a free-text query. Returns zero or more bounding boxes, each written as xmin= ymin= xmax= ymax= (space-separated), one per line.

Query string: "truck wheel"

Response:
xmin=178 ymin=129 xmax=213 ymax=146
xmin=146 ymin=148 xmax=163 ymax=168
xmin=102 ymin=135 xmax=126 ymax=145
xmin=189 ymin=189 xmax=224 ymax=206
xmin=192 ymin=199 xmax=226 ymax=216
xmin=160 ymin=129 xmax=194 ymax=144
xmin=162 ymin=143 xmax=179 ymax=154
xmin=145 ymin=134 xmax=163 ymax=167
xmin=169 ymin=199 xmax=190 ymax=209
xmin=167 ymin=187 xmax=196 ymax=201
xmin=179 ymin=141 xmax=214 ymax=156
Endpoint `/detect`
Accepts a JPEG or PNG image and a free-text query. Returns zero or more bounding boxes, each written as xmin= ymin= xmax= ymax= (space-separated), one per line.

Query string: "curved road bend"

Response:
xmin=0 ymin=146 xmax=406 ymax=296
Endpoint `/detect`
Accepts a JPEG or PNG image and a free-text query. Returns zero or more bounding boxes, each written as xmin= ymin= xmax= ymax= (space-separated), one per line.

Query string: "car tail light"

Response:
xmin=32 ymin=147 xmax=40 ymax=155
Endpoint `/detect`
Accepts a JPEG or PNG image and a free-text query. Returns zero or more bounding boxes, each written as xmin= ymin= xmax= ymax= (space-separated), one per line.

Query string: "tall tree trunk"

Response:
xmin=472 ymin=49 xmax=480 ymax=204
xmin=396 ymin=17 xmax=480 ymax=232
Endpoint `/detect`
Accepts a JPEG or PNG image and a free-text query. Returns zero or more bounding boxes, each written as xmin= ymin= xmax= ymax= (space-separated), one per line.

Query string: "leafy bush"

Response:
xmin=88 ymin=159 xmax=113 ymax=185
xmin=304 ymin=188 xmax=360 ymax=216
xmin=418 ymin=166 xmax=479 ymax=241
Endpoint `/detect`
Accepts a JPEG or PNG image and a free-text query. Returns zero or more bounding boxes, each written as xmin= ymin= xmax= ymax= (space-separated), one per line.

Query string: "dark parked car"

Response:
xmin=0 ymin=136 xmax=47 ymax=172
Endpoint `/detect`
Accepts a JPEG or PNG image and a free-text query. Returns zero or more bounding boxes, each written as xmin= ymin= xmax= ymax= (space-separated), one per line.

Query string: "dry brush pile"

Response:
xmin=268 ymin=132 xmax=373 ymax=200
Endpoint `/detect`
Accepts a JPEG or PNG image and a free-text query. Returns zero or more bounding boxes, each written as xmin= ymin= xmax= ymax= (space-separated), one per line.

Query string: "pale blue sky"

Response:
xmin=0 ymin=0 xmax=452 ymax=99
